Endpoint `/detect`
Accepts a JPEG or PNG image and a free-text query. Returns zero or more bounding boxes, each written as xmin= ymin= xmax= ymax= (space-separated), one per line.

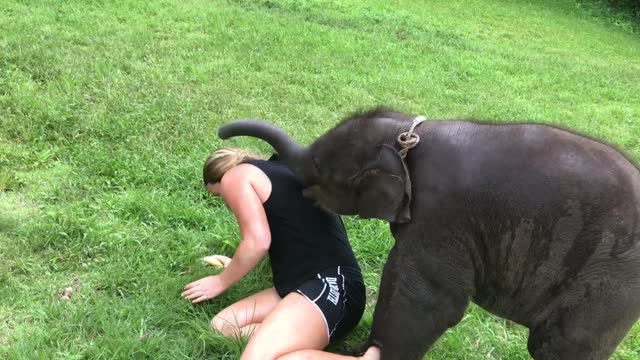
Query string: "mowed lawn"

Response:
xmin=1 ymin=0 xmax=639 ymax=358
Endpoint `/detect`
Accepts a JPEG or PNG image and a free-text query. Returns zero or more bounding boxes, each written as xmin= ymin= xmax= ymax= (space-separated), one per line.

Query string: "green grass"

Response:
xmin=1 ymin=0 xmax=639 ymax=358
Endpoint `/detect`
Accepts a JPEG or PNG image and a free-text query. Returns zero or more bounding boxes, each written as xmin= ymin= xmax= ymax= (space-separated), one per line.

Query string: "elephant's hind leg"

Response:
xmin=527 ymin=281 xmax=640 ymax=360
xmin=528 ymin=321 xmax=595 ymax=360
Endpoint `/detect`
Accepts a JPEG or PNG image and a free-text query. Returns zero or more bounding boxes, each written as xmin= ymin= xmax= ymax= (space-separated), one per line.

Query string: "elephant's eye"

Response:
xmin=312 ymin=156 xmax=321 ymax=173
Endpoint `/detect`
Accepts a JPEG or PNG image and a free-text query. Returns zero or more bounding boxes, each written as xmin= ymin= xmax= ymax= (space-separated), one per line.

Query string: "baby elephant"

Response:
xmin=218 ymin=108 xmax=640 ymax=359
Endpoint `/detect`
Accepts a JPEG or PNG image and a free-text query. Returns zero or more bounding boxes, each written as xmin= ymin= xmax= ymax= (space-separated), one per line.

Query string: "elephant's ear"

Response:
xmin=352 ymin=144 xmax=412 ymax=223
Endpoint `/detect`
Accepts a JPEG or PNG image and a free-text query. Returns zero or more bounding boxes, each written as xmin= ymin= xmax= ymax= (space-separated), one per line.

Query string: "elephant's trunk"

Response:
xmin=218 ymin=119 xmax=307 ymax=177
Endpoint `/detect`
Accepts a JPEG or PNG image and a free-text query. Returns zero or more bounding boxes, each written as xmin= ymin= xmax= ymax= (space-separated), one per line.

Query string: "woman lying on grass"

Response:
xmin=182 ymin=148 xmax=380 ymax=360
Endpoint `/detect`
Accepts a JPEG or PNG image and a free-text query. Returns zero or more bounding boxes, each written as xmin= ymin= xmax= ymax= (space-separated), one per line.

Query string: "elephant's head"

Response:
xmin=218 ymin=109 xmax=414 ymax=223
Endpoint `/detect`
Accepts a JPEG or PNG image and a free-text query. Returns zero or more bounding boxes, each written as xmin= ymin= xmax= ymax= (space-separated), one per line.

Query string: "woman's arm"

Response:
xmin=216 ymin=164 xmax=272 ymax=284
xmin=182 ymin=164 xmax=272 ymax=303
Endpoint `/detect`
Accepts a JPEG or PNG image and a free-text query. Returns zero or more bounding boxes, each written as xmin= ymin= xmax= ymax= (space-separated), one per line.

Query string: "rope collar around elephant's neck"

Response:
xmin=397 ymin=116 xmax=427 ymax=159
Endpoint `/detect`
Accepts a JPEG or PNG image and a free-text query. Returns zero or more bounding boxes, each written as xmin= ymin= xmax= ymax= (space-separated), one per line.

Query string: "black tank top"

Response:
xmin=244 ymin=155 xmax=361 ymax=297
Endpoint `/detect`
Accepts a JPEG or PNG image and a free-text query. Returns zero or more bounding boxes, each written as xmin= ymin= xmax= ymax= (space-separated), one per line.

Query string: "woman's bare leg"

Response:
xmin=240 ymin=292 xmax=329 ymax=360
xmin=237 ymin=323 xmax=260 ymax=338
xmin=277 ymin=346 xmax=381 ymax=360
xmin=240 ymin=292 xmax=378 ymax=360
xmin=210 ymin=287 xmax=280 ymax=339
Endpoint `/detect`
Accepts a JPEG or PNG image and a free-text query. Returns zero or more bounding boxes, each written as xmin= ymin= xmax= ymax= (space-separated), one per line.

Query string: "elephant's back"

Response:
xmin=429 ymin=121 xmax=637 ymax=202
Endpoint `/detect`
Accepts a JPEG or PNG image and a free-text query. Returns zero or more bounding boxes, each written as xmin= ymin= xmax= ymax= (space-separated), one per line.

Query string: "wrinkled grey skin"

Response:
xmin=218 ymin=108 xmax=640 ymax=360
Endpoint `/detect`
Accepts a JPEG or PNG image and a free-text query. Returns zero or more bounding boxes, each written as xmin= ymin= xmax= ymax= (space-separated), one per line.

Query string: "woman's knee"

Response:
xmin=209 ymin=313 xmax=226 ymax=335
xmin=210 ymin=311 xmax=238 ymax=337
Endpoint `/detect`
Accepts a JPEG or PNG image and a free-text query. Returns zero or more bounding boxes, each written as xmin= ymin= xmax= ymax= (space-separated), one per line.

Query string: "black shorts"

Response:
xmin=295 ymin=265 xmax=365 ymax=342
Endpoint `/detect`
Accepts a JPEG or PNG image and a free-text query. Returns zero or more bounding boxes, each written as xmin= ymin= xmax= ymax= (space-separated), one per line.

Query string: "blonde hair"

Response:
xmin=203 ymin=148 xmax=261 ymax=185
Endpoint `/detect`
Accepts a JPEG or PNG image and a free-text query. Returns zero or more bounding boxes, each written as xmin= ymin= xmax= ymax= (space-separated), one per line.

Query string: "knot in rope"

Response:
xmin=397 ymin=116 xmax=427 ymax=159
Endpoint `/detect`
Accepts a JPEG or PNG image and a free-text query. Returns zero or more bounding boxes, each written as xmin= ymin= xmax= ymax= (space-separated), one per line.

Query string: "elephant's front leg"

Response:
xmin=368 ymin=241 xmax=474 ymax=359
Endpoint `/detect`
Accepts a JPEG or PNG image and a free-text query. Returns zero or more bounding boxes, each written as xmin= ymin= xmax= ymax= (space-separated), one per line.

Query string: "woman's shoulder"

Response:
xmin=220 ymin=163 xmax=272 ymax=203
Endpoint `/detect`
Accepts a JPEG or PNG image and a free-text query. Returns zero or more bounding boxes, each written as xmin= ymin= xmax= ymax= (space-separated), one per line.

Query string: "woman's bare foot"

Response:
xmin=360 ymin=346 xmax=380 ymax=360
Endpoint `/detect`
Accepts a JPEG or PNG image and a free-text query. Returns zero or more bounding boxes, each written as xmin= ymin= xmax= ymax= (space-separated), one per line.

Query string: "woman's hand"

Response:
xmin=182 ymin=275 xmax=229 ymax=303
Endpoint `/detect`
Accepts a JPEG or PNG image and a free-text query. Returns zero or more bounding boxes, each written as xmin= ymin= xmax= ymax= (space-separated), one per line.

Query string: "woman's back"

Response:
xmin=245 ymin=155 xmax=361 ymax=297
